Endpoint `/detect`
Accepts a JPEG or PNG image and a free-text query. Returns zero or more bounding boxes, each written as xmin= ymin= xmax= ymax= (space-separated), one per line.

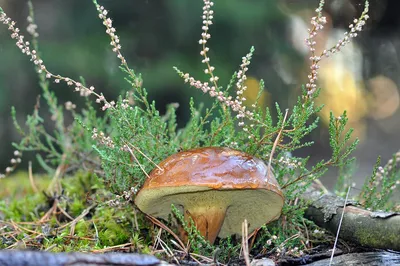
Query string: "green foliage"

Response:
xmin=1 ymin=0 xmax=389 ymax=263
xmin=359 ymin=152 xmax=400 ymax=211
xmin=335 ymin=159 xmax=357 ymax=197
xmin=360 ymin=157 xmax=382 ymax=209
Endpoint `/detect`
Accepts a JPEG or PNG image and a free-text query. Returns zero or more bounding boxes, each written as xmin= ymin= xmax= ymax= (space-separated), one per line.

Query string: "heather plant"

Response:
xmin=358 ymin=151 xmax=400 ymax=211
xmin=2 ymin=0 xmax=396 ymax=263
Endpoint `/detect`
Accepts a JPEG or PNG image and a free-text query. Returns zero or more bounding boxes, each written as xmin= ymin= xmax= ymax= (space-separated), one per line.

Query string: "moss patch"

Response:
xmin=0 ymin=172 xmax=152 ymax=252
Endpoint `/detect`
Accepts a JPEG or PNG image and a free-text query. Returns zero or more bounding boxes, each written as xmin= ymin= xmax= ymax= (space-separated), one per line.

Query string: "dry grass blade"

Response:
xmin=28 ymin=161 xmax=38 ymax=193
xmin=149 ymin=216 xmax=213 ymax=264
xmin=313 ymin=179 xmax=329 ymax=194
xmin=152 ymin=228 xmax=163 ymax=252
xmin=329 ymin=186 xmax=351 ymax=265
xmin=174 ymin=250 xmax=215 ymax=264
xmin=125 ymin=141 xmax=163 ymax=171
xmin=10 ymin=221 xmax=40 ymax=236
xmin=241 ymin=219 xmax=251 ymax=266
xmin=68 ymin=204 xmax=97 ymax=235
xmin=58 ymin=206 xmax=74 ymax=221
xmin=47 ymin=154 xmax=67 ymax=195
xmin=45 ymin=244 xmax=57 ymax=251
xmin=92 ymin=242 xmax=133 ymax=253
xmin=281 ymin=233 xmax=300 ymax=247
xmin=56 ymin=203 xmax=97 ymax=233
xmin=123 ymin=141 xmax=150 ymax=179
xmin=267 ymin=109 xmax=289 ymax=181
xmin=146 ymin=214 xmax=186 ymax=251
xmin=39 ymin=199 xmax=58 ymax=223
xmin=38 ymin=198 xmax=73 ymax=224
xmin=132 ymin=208 xmax=140 ymax=231
xmin=155 ymin=234 xmax=180 ymax=265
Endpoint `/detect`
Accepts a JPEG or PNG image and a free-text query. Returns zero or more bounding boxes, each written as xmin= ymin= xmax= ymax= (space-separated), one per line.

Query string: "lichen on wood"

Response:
xmin=304 ymin=190 xmax=400 ymax=251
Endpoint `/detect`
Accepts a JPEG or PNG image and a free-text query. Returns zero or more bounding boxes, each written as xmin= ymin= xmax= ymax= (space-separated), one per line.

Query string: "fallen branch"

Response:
xmin=303 ymin=189 xmax=400 ymax=251
xmin=0 ymin=251 xmax=164 ymax=266
xmin=303 ymin=251 xmax=400 ymax=266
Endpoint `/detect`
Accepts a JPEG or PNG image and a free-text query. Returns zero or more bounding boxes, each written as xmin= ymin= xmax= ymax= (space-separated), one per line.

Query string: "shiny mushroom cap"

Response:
xmin=135 ymin=147 xmax=284 ymax=243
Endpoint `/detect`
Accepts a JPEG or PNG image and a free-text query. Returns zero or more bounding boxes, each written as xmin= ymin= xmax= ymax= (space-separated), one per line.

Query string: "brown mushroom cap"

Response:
xmin=135 ymin=147 xmax=284 ymax=243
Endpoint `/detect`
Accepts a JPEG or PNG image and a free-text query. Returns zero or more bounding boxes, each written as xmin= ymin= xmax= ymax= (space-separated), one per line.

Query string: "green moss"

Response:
xmin=0 ymin=171 xmax=51 ymax=198
xmin=69 ymin=198 xmax=86 ymax=217
xmin=354 ymin=220 xmax=400 ymax=250
xmin=62 ymin=172 xmax=105 ymax=198
xmin=94 ymin=206 xmax=133 ymax=246
xmin=75 ymin=220 xmax=91 ymax=237
xmin=0 ymin=171 xmax=150 ymax=252
xmin=0 ymin=193 xmax=46 ymax=222
xmin=98 ymin=222 xmax=130 ymax=246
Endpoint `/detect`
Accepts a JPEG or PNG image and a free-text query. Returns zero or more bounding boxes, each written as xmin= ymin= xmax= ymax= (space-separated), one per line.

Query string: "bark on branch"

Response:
xmin=305 ymin=251 xmax=400 ymax=266
xmin=0 ymin=251 xmax=165 ymax=266
xmin=303 ymin=190 xmax=400 ymax=251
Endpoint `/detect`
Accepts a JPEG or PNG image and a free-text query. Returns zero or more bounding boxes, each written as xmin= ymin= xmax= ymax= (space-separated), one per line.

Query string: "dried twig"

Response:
xmin=329 ymin=186 xmax=351 ymax=265
xmin=91 ymin=243 xmax=133 ymax=253
xmin=47 ymin=154 xmax=67 ymax=195
xmin=28 ymin=161 xmax=38 ymax=193
xmin=145 ymin=214 xmax=186 ymax=251
xmin=56 ymin=204 xmax=97 ymax=233
xmin=241 ymin=219 xmax=250 ymax=266
xmin=267 ymin=109 xmax=288 ymax=181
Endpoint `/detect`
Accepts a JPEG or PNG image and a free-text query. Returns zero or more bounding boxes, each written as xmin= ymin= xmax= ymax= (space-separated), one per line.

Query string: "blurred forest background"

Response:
xmin=0 ymin=0 xmax=399 ymax=190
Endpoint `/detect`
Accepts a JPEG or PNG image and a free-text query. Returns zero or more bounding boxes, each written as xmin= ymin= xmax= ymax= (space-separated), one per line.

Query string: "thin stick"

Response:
xmin=314 ymin=179 xmax=329 ymax=194
xmin=173 ymin=250 xmax=210 ymax=264
xmin=145 ymin=214 xmax=186 ymax=251
xmin=126 ymin=142 xmax=163 ymax=171
xmin=156 ymin=236 xmax=181 ymax=265
xmin=93 ymin=221 xmax=99 ymax=245
xmin=45 ymin=244 xmax=57 ymax=251
xmin=92 ymin=243 xmax=133 ymax=253
xmin=329 ymin=186 xmax=351 ymax=265
xmin=267 ymin=109 xmax=289 ymax=181
xmin=152 ymin=228 xmax=163 ymax=251
xmin=28 ymin=161 xmax=38 ymax=193
xmin=123 ymin=142 xmax=150 ymax=178
xmin=10 ymin=221 xmax=40 ymax=236
xmin=241 ymin=219 xmax=250 ymax=266
xmin=132 ymin=208 xmax=139 ymax=231
xmin=39 ymin=199 xmax=58 ymax=223
xmin=68 ymin=204 xmax=97 ymax=235
xmin=58 ymin=206 xmax=74 ymax=221
xmin=56 ymin=204 xmax=96 ymax=231
xmin=47 ymin=154 xmax=67 ymax=195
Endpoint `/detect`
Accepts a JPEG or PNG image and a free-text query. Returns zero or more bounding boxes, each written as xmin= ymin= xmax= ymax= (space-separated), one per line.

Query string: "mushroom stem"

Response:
xmin=182 ymin=205 xmax=227 ymax=244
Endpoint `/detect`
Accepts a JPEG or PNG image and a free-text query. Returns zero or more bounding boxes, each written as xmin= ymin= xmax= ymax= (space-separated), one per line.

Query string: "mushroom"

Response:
xmin=134 ymin=147 xmax=284 ymax=244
